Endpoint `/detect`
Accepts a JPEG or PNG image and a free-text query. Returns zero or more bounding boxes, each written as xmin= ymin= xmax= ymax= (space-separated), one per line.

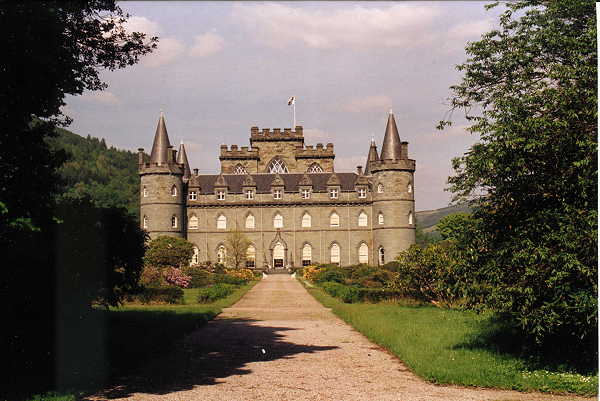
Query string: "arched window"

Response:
xmin=246 ymin=245 xmax=256 ymax=268
xmin=408 ymin=211 xmax=414 ymax=225
xmin=191 ymin=246 xmax=199 ymax=265
xmin=330 ymin=212 xmax=340 ymax=227
xmin=245 ymin=214 xmax=255 ymax=229
xmin=143 ymin=215 xmax=148 ymax=229
xmin=377 ymin=183 xmax=384 ymax=193
xmin=330 ymin=243 xmax=341 ymax=264
xmin=358 ymin=211 xmax=368 ymax=227
xmin=307 ymin=163 xmax=323 ymax=173
xmin=358 ymin=243 xmax=369 ymax=264
xmin=267 ymin=158 xmax=289 ymax=174
xmin=217 ymin=245 xmax=226 ymax=265
xmin=273 ymin=213 xmax=283 ymax=228
xmin=301 ymin=212 xmax=311 ymax=228
xmin=378 ymin=247 xmax=385 ymax=266
xmin=408 ymin=183 xmax=413 ymax=193
xmin=171 ymin=185 xmax=177 ymax=196
xmin=217 ymin=214 xmax=227 ymax=229
xmin=171 ymin=215 xmax=178 ymax=228
xmin=302 ymin=244 xmax=312 ymax=266
xmin=189 ymin=214 xmax=199 ymax=229
xmin=378 ymin=212 xmax=384 ymax=225
xmin=143 ymin=186 xmax=148 ymax=197
xmin=233 ymin=164 xmax=247 ymax=174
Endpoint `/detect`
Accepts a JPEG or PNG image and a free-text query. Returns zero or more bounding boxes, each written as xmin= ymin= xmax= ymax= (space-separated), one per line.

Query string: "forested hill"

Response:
xmin=49 ymin=127 xmax=140 ymax=218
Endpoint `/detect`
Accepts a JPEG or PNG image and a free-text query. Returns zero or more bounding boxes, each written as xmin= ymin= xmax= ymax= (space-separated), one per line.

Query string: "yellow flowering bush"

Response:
xmin=302 ymin=265 xmax=323 ymax=282
xmin=225 ymin=268 xmax=255 ymax=281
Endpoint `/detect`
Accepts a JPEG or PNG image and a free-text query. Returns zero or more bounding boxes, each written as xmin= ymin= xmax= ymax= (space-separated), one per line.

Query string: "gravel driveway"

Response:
xmin=91 ymin=274 xmax=594 ymax=401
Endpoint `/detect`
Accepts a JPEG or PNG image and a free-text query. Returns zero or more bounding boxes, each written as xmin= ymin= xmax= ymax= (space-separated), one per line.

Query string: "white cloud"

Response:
xmin=143 ymin=37 xmax=186 ymax=67
xmin=340 ymin=95 xmax=392 ymax=113
xmin=81 ymin=91 xmax=120 ymax=105
xmin=189 ymin=32 xmax=225 ymax=58
xmin=448 ymin=18 xmax=495 ymax=40
xmin=124 ymin=16 xmax=162 ymax=37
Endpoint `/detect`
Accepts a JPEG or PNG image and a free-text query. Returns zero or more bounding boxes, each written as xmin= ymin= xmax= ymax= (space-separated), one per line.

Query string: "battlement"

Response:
xmin=219 ymin=144 xmax=259 ymax=160
xmin=295 ymin=143 xmax=335 ymax=159
xmin=250 ymin=126 xmax=304 ymax=143
xmin=369 ymin=158 xmax=416 ymax=173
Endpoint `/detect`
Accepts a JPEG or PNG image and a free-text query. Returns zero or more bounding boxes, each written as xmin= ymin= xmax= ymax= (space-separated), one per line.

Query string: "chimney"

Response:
xmin=138 ymin=148 xmax=145 ymax=165
xmin=357 ymin=166 xmax=363 ymax=175
xmin=193 ymin=168 xmax=199 ymax=176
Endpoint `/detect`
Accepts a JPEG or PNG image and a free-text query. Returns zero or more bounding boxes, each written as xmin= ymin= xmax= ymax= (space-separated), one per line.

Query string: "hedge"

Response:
xmin=125 ymin=287 xmax=184 ymax=304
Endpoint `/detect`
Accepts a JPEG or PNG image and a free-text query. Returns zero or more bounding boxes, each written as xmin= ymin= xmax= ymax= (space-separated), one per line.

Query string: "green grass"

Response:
xmin=306 ymin=283 xmax=597 ymax=397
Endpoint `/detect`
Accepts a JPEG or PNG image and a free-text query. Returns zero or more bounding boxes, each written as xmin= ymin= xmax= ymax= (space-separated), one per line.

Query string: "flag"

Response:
xmin=287 ymin=96 xmax=295 ymax=106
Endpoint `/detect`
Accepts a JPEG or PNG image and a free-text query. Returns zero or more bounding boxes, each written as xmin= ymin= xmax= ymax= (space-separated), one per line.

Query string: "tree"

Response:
xmin=438 ymin=0 xmax=596 ymax=357
xmin=436 ymin=213 xmax=474 ymax=242
xmin=225 ymin=229 xmax=251 ymax=269
xmin=144 ymin=236 xmax=195 ymax=269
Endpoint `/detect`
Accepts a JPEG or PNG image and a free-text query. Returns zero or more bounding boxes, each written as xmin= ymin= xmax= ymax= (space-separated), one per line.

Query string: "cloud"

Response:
xmin=447 ymin=18 xmax=495 ymax=40
xmin=124 ymin=16 xmax=162 ymax=37
xmin=303 ymin=128 xmax=332 ymax=143
xmin=232 ymin=4 xmax=442 ymax=50
xmin=189 ymin=32 xmax=225 ymax=58
xmin=340 ymin=95 xmax=392 ymax=113
xmin=80 ymin=91 xmax=121 ymax=105
xmin=144 ymin=37 xmax=186 ymax=67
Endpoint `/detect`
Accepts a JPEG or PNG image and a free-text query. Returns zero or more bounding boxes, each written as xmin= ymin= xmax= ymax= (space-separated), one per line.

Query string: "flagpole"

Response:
xmin=293 ymin=101 xmax=296 ymax=128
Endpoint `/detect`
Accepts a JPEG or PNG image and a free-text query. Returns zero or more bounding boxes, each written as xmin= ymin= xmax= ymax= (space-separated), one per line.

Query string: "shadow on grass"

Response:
xmin=86 ymin=316 xmax=337 ymax=399
xmin=453 ymin=314 xmax=598 ymax=375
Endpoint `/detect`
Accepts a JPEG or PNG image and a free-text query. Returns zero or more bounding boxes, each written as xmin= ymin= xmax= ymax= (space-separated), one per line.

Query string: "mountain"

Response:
xmin=416 ymin=204 xmax=471 ymax=232
xmin=48 ymin=127 xmax=141 ymax=218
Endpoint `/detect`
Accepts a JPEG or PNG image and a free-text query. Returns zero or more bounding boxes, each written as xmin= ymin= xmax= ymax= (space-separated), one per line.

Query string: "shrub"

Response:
xmin=181 ymin=265 xmax=213 ymax=288
xmin=357 ymin=288 xmax=406 ymax=303
xmin=303 ymin=265 xmax=323 ymax=282
xmin=214 ymin=273 xmax=246 ymax=285
xmin=225 ymin=268 xmax=254 ymax=281
xmin=197 ymin=283 xmax=236 ymax=303
xmin=314 ymin=267 xmax=346 ymax=283
xmin=126 ymin=287 xmax=184 ymax=304
xmin=139 ymin=266 xmax=166 ymax=288
xmin=320 ymin=281 xmax=361 ymax=303
xmin=143 ymin=236 xmax=194 ymax=269
xmin=164 ymin=267 xmax=192 ymax=288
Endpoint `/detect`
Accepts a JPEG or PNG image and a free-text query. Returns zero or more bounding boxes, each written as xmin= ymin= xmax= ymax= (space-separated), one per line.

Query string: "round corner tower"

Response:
xmin=139 ymin=113 xmax=185 ymax=240
xmin=369 ymin=111 xmax=416 ymax=265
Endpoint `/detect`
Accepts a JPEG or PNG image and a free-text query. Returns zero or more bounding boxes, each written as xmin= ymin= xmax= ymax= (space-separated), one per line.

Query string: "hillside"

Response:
xmin=416 ymin=204 xmax=471 ymax=232
xmin=48 ymin=128 xmax=140 ymax=218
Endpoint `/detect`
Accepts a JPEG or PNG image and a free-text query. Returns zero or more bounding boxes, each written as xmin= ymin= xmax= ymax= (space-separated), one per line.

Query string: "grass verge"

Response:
xmin=304 ymin=281 xmax=597 ymax=397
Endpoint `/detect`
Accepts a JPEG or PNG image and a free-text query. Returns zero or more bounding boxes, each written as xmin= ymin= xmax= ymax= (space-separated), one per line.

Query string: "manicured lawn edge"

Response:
xmin=301 ymin=278 xmax=598 ymax=397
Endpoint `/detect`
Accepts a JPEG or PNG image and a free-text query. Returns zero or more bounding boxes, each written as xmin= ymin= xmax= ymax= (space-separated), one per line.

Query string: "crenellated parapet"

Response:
xmin=369 ymin=158 xmax=415 ymax=173
xmin=219 ymin=144 xmax=259 ymax=160
xmin=250 ymin=126 xmax=304 ymax=144
xmin=295 ymin=143 xmax=334 ymax=159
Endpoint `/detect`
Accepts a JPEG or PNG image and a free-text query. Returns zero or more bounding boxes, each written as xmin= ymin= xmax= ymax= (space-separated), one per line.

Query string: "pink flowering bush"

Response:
xmin=164 ymin=267 xmax=192 ymax=288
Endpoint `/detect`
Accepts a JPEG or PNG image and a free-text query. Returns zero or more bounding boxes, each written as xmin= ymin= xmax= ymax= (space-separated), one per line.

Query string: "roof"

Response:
xmin=189 ymin=172 xmax=361 ymax=194
xmin=149 ymin=113 xmax=172 ymax=164
xmin=380 ymin=111 xmax=403 ymax=160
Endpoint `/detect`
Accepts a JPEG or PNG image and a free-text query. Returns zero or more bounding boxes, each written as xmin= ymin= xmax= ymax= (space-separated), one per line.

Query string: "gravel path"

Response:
xmin=91 ymin=275 xmax=594 ymax=401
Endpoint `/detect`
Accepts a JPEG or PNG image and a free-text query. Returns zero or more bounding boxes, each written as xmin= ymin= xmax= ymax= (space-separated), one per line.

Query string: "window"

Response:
xmin=143 ymin=186 xmax=148 ymax=197
xmin=358 ymin=188 xmax=367 ymax=198
xmin=171 ymin=215 xmax=178 ymax=228
xmin=307 ymin=163 xmax=323 ymax=173
xmin=246 ymin=245 xmax=256 ymax=268
xmin=301 ymin=212 xmax=311 ymax=228
xmin=217 ymin=190 xmax=225 ymax=200
xmin=301 ymin=189 xmax=311 ymax=199
xmin=378 ymin=212 xmax=384 ymax=225
xmin=358 ymin=243 xmax=369 ymax=264
xmin=267 ymin=158 xmax=288 ymax=174
xmin=273 ymin=189 xmax=282 ymax=200
xmin=217 ymin=245 xmax=226 ymax=265
xmin=273 ymin=213 xmax=283 ymax=228
xmin=302 ymin=244 xmax=312 ymax=266
xmin=408 ymin=183 xmax=413 ymax=193
xmin=378 ymin=247 xmax=385 ymax=266
xmin=143 ymin=215 xmax=148 ymax=229
xmin=408 ymin=211 xmax=414 ymax=225
xmin=330 ymin=212 xmax=340 ymax=227
xmin=329 ymin=188 xmax=338 ymax=199
xmin=245 ymin=214 xmax=255 ymax=229
xmin=245 ymin=190 xmax=254 ymax=200
xmin=358 ymin=211 xmax=368 ymax=227
xmin=233 ymin=164 xmax=247 ymax=174
xmin=189 ymin=215 xmax=199 ymax=229
xmin=377 ymin=183 xmax=384 ymax=193
xmin=191 ymin=246 xmax=199 ymax=265
xmin=189 ymin=191 xmax=197 ymax=200
xmin=273 ymin=242 xmax=285 ymax=267
xmin=217 ymin=214 xmax=226 ymax=229
xmin=171 ymin=185 xmax=178 ymax=196
xmin=330 ymin=243 xmax=340 ymax=264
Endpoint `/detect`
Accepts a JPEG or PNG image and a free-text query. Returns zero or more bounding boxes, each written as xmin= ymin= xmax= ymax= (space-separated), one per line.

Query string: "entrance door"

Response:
xmin=273 ymin=242 xmax=284 ymax=268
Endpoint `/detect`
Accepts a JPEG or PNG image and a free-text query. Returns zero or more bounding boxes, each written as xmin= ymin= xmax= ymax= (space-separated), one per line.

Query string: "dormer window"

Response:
xmin=358 ymin=188 xmax=367 ymax=198
xmin=329 ymin=189 xmax=338 ymax=199
xmin=273 ymin=189 xmax=282 ymax=200
xmin=301 ymin=189 xmax=311 ymax=199
xmin=245 ymin=189 xmax=254 ymax=200
xmin=189 ymin=191 xmax=197 ymax=200
xmin=217 ymin=190 xmax=225 ymax=200
xmin=171 ymin=185 xmax=178 ymax=196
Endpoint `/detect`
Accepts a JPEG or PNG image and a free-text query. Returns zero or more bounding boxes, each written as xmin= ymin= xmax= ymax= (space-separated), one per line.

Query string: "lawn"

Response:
xmin=306 ymin=283 xmax=598 ymax=397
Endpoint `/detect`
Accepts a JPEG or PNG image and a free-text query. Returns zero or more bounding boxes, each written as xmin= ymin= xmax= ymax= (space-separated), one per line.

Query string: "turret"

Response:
xmin=177 ymin=141 xmax=192 ymax=183
xmin=371 ymin=110 xmax=416 ymax=264
xmin=364 ymin=137 xmax=379 ymax=175
xmin=139 ymin=112 xmax=185 ymax=239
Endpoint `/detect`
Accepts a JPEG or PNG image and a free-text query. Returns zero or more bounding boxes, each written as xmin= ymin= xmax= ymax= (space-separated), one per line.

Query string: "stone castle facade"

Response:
xmin=138 ymin=111 xmax=416 ymax=268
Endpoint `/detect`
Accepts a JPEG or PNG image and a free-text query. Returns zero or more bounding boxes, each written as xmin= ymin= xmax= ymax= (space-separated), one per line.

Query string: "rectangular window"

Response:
xmin=245 ymin=190 xmax=254 ymax=200
xmin=217 ymin=191 xmax=225 ymax=200
xmin=273 ymin=189 xmax=282 ymax=199
xmin=301 ymin=189 xmax=311 ymax=199
xmin=358 ymin=188 xmax=366 ymax=198
xmin=302 ymin=260 xmax=311 ymax=266
xmin=246 ymin=260 xmax=255 ymax=268
xmin=189 ymin=191 xmax=197 ymax=200
xmin=329 ymin=189 xmax=338 ymax=199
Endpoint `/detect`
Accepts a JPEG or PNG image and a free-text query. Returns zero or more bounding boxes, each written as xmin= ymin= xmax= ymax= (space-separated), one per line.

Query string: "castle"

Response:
xmin=138 ymin=111 xmax=416 ymax=269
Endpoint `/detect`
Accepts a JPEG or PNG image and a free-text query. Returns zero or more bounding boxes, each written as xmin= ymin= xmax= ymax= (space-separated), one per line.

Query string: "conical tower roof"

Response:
xmin=149 ymin=112 xmax=171 ymax=164
xmin=177 ymin=141 xmax=191 ymax=182
xmin=364 ymin=137 xmax=379 ymax=174
xmin=380 ymin=110 xmax=403 ymax=161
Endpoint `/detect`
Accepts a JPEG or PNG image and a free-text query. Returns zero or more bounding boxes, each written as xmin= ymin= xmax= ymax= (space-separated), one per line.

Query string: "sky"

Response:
xmin=63 ymin=1 xmax=503 ymax=211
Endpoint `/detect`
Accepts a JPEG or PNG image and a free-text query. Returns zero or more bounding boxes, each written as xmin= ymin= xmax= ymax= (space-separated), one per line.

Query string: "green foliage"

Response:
xmin=214 ymin=274 xmax=247 ymax=286
xmin=439 ymin=0 xmax=597 ymax=353
xmin=144 ymin=236 xmax=194 ymax=269
xmin=181 ymin=265 xmax=213 ymax=288
xmin=436 ymin=212 xmax=474 ymax=241
xmin=314 ymin=267 xmax=346 ymax=284
xmin=197 ymin=283 xmax=237 ymax=303
xmin=321 ymin=282 xmax=361 ymax=303
xmin=126 ymin=287 xmax=184 ymax=304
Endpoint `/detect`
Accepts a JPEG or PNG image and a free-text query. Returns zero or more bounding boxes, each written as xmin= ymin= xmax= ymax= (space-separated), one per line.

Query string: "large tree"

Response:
xmin=439 ymin=0 xmax=596 ymax=356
